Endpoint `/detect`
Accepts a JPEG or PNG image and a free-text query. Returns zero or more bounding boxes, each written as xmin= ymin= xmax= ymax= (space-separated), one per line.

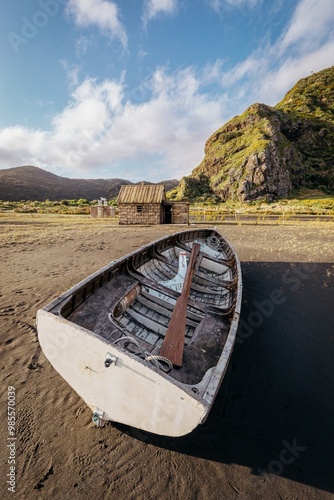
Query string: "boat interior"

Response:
xmin=50 ymin=229 xmax=239 ymax=387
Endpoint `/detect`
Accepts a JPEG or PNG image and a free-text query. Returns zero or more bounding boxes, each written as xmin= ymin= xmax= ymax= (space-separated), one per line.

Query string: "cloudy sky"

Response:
xmin=1 ymin=0 xmax=333 ymax=181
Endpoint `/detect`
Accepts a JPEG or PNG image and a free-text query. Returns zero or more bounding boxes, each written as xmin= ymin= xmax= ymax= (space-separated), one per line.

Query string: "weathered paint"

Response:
xmin=37 ymin=310 xmax=207 ymax=437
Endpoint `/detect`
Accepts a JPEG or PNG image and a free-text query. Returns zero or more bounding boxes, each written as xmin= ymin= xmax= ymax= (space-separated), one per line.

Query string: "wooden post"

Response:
xmin=159 ymin=243 xmax=200 ymax=367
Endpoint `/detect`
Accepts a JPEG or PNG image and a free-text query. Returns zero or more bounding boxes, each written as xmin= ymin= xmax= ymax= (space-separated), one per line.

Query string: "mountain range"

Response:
xmin=0 ymin=165 xmax=179 ymax=202
xmin=1 ymin=67 xmax=334 ymax=203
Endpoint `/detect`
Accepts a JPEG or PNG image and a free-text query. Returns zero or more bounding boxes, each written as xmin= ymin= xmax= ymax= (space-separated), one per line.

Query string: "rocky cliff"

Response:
xmin=169 ymin=66 xmax=334 ymax=202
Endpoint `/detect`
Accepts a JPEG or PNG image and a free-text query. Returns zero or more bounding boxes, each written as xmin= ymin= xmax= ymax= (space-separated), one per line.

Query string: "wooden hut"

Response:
xmin=117 ymin=184 xmax=189 ymax=225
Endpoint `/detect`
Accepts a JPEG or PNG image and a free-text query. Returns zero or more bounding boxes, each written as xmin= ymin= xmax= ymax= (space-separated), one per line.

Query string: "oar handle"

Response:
xmin=160 ymin=243 xmax=200 ymax=367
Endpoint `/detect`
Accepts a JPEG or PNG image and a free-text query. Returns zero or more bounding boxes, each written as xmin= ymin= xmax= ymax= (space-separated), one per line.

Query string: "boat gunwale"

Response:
xmin=39 ymin=227 xmax=242 ymax=407
xmin=43 ymin=228 xmax=238 ymax=313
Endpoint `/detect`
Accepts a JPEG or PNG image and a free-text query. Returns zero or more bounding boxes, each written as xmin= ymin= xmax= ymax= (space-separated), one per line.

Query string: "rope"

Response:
xmin=110 ymin=330 xmax=173 ymax=373
xmin=113 ymin=334 xmax=143 ymax=355
xmin=144 ymin=355 xmax=173 ymax=373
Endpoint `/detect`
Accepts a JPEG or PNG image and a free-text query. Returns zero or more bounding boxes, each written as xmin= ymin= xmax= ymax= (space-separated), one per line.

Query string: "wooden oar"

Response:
xmin=160 ymin=243 xmax=201 ymax=367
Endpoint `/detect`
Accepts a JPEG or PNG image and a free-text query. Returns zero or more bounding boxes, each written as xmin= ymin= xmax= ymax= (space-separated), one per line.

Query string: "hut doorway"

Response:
xmin=163 ymin=204 xmax=172 ymax=224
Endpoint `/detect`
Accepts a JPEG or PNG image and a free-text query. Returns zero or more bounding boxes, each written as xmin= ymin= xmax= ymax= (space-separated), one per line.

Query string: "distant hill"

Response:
xmin=0 ymin=166 xmax=179 ymax=201
xmin=169 ymin=66 xmax=334 ymax=202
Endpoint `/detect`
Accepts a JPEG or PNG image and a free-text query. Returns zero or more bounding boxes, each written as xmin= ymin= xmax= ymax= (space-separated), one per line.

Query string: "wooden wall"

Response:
xmin=118 ymin=202 xmax=189 ymax=225
xmin=171 ymin=203 xmax=189 ymax=224
xmin=119 ymin=203 xmax=161 ymax=225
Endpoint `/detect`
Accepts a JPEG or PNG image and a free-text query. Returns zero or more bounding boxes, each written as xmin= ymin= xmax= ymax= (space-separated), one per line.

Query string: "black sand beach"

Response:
xmin=0 ymin=216 xmax=333 ymax=499
xmin=139 ymin=262 xmax=334 ymax=495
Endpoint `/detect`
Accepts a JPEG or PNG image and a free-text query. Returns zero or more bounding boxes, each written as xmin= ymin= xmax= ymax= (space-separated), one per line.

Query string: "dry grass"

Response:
xmin=1 ymin=213 xmax=333 ymax=263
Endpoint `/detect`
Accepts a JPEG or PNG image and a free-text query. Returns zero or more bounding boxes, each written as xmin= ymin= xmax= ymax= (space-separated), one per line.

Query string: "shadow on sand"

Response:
xmin=116 ymin=262 xmax=334 ymax=494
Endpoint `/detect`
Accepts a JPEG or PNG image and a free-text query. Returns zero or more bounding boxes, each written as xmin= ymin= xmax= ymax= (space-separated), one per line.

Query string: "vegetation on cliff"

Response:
xmin=169 ymin=66 xmax=334 ymax=202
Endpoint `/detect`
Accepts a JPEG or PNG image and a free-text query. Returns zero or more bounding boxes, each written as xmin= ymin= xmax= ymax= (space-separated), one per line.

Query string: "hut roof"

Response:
xmin=117 ymin=184 xmax=166 ymax=204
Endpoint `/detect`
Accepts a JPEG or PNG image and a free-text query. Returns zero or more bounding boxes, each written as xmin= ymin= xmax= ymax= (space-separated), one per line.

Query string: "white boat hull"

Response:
xmin=37 ymin=310 xmax=208 ymax=436
xmin=37 ymin=228 xmax=242 ymax=437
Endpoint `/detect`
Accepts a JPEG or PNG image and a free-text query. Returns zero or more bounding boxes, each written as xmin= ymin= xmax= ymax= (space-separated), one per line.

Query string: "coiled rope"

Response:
xmin=108 ymin=315 xmax=173 ymax=373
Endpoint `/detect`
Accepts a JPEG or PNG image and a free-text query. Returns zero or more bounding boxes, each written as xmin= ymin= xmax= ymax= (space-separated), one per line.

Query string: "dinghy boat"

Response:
xmin=37 ymin=228 xmax=242 ymax=437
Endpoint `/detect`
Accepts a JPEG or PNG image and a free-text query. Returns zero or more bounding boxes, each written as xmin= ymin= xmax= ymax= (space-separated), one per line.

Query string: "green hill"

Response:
xmin=169 ymin=66 xmax=334 ymax=202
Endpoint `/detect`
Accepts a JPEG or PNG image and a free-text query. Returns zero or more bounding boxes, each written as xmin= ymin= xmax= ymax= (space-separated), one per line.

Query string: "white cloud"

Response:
xmin=138 ymin=48 xmax=148 ymax=61
xmin=75 ymin=36 xmax=91 ymax=57
xmin=220 ymin=54 xmax=264 ymax=87
xmin=251 ymin=0 xmax=334 ymax=104
xmin=66 ymin=0 xmax=127 ymax=48
xmin=254 ymin=41 xmax=334 ymax=105
xmin=60 ymin=60 xmax=80 ymax=87
xmin=142 ymin=0 xmax=178 ymax=25
xmin=207 ymin=0 xmax=334 ymax=106
xmin=95 ymin=67 xmax=227 ymax=176
xmin=279 ymin=0 xmax=334 ymax=53
xmin=0 ymin=127 xmax=49 ymax=167
xmin=209 ymin=0 xmax=261 ymax=12
xmin=0 ymin=68 xmax=228 ymax=180
xmin=1 ymin=0 xmax=333 ymax=183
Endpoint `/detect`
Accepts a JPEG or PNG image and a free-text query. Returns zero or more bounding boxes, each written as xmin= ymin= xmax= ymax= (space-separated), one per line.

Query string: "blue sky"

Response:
xmin=0 ymin=0 xmax=333 ymax=182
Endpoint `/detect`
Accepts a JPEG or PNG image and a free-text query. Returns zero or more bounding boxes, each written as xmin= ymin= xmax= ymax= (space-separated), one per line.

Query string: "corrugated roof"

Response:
xmin=117 ymin=184 xmax=166 ymax=204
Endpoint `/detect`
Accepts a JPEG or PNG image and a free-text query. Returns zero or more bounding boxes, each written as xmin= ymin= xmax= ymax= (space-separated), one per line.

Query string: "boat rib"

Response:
xmin=36 ymin=228 xmax=242 ymax=437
